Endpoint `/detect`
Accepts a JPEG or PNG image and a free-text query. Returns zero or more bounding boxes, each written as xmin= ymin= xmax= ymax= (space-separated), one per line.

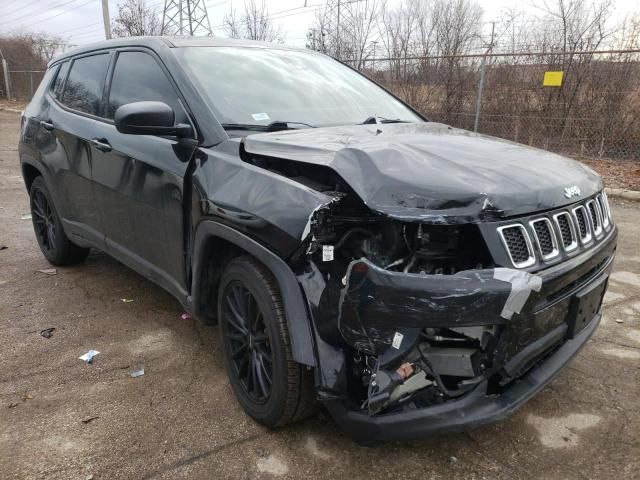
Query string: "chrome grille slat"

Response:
xmin=587 ymin=200 xmax=603 ymax=236
xmin=597 ymin=193 xmax=611 ymax=229
xmin=572 ymin=206 xmax=592 ymax=244
xmin=553 ymin=212 xmax=578 ymax=252
xmin=530 ymin=218 xmax=559 ymax=260
xmin=498 ymin=225 xmax=535 ymax=268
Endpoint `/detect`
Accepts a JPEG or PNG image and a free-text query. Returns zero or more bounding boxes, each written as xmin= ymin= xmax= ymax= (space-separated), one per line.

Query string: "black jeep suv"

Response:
xmin=19 ymin=37 xmax=617 ymax=444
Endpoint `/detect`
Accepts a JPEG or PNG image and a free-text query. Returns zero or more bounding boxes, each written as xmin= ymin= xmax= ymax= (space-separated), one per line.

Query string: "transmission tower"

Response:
xmin=161 ymin=0 xmax=213 ymax=36
xmin=319 ymin=0 xmax=362 ymax=58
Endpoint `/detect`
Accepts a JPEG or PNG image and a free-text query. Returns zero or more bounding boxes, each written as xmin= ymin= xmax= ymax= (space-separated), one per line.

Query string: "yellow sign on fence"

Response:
xmin=543 ymin=71 xmax=564 ymax=87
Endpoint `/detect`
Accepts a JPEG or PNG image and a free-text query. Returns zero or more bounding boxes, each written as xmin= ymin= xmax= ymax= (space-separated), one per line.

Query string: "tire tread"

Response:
xmin=223 ymin=255 xmax=316 ymax=427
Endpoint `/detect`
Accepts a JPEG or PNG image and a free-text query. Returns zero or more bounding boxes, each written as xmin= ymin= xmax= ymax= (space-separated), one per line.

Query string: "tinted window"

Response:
xmin=62 ymin=53 xmax=110 ymax=116
xmin=28 ymin=67 xmax=57 ymax=106
xmin=51 ymin=61 xmax=69 ymax=99
xmin=107 ymin=51 xmax=184 ymax=120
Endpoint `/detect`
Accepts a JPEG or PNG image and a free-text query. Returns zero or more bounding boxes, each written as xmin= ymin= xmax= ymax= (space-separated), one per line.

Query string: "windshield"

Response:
xmin=176 ymin=46 xmax=422 ymax=128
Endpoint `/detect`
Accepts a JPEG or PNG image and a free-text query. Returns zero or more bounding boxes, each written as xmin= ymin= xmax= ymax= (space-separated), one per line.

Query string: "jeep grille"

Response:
xmin=497 ymin=193 xmax=612 ymax=269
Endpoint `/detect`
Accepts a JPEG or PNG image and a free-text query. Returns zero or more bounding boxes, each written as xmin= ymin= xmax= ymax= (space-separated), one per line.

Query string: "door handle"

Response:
xmin=40 ymin=120 xmax=54 ymax=131
xmin=90 ymin=138 xmax=112 ymax=152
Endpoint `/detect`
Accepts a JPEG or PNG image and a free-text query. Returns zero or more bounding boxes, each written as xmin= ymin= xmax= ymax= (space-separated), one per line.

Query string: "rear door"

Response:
xmin=88 ymin=48 xmax=195 ymax=298
xmin=45 ymin=52 xmax=112 ymax=247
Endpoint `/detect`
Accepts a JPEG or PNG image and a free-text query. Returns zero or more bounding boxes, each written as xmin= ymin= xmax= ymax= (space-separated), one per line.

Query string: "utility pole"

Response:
xmin=474 ymin=21 xmax=495 ymax=133
xmin=371 ymin=40 xmax=378 ymax=73
xmin=162 ymin=0 xmax=212 ymax=36
xmin=336 ymin=0 xmax=341 ymax=59
xmin=0 ymin=49 xmax=11 ymax=101
xmin=101 ymin=0 xmax=112 ymax=39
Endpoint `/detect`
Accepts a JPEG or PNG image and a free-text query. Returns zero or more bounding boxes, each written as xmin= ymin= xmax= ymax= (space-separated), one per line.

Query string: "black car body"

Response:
xmin=19 ymin=37 xmax=617 ymax=444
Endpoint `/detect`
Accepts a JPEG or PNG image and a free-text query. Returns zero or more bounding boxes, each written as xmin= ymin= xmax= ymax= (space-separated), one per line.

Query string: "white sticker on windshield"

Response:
xmin=251 ymin=112 xmax=270 ymax=121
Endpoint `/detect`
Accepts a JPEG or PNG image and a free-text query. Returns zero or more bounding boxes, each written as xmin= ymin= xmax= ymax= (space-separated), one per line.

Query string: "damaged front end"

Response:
xmin=298 ymin=204 xmax=534 ymax=410
xmin=292 ymin=190 xmax=615 ymax=443
xmin=238 ymin=125 xmax=616 ymax=442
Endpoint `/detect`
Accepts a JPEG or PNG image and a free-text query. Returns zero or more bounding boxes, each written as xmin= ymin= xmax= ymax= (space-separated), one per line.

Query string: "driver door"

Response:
xmin=89 ymin=49 xmax=195 ymax=298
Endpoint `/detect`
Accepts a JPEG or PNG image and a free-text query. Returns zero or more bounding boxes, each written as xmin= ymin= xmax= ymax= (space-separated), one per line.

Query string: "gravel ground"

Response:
xmin=1 ymin=110 xmax=639 ymax=479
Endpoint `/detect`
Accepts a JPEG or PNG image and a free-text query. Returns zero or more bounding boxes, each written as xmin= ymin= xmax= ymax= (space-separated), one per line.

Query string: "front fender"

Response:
xmin=191 ymin=220 xmax=316 ymax=367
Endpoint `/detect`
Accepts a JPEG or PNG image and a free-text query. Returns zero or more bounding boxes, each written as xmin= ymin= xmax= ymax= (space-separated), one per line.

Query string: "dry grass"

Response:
xmin=579 ymin=157 xmax=640 ymax=191
xmin=0 ymin=99 xmax=26 ymax=111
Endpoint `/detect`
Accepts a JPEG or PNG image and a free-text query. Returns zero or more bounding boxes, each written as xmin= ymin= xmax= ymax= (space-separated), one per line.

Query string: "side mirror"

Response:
xmin=114 ymin=101 xmax=191 ymax=137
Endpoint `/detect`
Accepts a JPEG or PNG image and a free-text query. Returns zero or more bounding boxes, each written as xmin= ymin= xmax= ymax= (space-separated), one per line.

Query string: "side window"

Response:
xmin=107 ymin=51 xmax=186 ymax=122
xmin=51 ymin=61 xmax=70 ymax=99
xmin=28 ymin=66 xmax=57 ymax=105
xmin=61 ymin=53 xmax=110 ymax=116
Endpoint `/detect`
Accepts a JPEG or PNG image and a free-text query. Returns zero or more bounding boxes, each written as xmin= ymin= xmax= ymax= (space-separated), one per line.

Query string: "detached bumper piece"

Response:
xmin=326 ymin=312 xmax=600 ymax=445
xmin=319 ymin=227 xmax=616 ymax=443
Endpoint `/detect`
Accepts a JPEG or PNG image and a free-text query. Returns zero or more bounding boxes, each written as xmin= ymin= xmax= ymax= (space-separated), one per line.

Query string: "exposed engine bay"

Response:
xmin=295 ymin=193 xmax=511 ymax=416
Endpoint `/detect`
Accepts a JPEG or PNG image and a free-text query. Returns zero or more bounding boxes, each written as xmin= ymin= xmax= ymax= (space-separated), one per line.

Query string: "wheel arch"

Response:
xmin=21 ymin=161 xmax=44 ymax=192
xmin=191 ymin=220 xmax=316 ymax=367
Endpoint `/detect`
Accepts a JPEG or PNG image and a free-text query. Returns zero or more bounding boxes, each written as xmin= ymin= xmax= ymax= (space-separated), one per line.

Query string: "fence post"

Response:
xmin=474 ymin=57 xmax=487 ymax=133
xmin=474 ymin=22 xmax=495 ymax=133
xmin=29 ymin=71 xmax=34 ymax=99
xmin=2 ymin=58 xmax=11 ymax=100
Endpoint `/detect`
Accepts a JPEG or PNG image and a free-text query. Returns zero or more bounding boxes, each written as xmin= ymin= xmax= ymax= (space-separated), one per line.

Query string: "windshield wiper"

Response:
xmin=360 ymin=115 xmax=410 ymax=125
xmin=222 ymin=120 xmax=316 ymax=132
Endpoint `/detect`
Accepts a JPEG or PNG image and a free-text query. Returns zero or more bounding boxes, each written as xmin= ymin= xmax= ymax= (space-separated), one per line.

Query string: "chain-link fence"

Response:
xmin=0 ymin=59 xmax=45 ymax=102
xmin=3 ymin=48 xmax=639 ymax=163
xmin=351 ymin=49 xmax=640 ymax=162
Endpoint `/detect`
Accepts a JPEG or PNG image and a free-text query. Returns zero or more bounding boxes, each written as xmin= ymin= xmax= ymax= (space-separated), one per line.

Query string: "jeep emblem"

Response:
xmin=564 ymin=186 xmax=581 ymax=198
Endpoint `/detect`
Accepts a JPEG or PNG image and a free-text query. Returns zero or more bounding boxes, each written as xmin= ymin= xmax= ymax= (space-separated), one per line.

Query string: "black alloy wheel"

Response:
xmin=218 ymin=256 xmax=316 ymax=427
xmin=31 ymin=187 xmax=57 ymax=255
xmin=223 ymin=281 xmax=273 ymax=403
xmin=29 ymin=176 xmax=90 ymax=266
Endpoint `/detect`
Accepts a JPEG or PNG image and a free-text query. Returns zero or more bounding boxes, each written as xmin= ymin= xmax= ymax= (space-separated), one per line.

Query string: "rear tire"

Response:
xmin=29 ymin=176 xmax=90 ymax=266
xmin=218 ymin=256 xmax=316 ymax=427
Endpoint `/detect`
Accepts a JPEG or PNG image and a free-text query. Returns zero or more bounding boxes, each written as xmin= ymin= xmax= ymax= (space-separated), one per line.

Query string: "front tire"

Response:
xmin=29 ymin=176 xmax=90 ymax=266
xmin=218 ymin=256 xmax=315 ymax=427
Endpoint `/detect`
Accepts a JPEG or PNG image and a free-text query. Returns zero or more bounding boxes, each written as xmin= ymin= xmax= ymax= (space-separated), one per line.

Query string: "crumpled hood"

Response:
xmin=243 ymin=122 xmax=603 ymax=222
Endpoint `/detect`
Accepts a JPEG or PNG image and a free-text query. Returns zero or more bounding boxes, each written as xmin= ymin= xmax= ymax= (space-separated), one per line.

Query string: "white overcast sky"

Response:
xmin=0 ymin=0 xmax=638 ymax=49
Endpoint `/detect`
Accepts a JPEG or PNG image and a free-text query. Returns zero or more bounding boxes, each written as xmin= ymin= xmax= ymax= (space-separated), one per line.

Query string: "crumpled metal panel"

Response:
xmin=193 ymin=140 xmax=332 ymax=251
xmin=243 ymin=122 xmax=603 ymax=223
xmin=338 ymin=258 xmax=543 ymax=355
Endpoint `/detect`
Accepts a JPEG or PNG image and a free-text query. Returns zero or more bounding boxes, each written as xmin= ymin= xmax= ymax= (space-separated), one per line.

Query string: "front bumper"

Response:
xmin=323 ymin=226 xmax=617 ymax=443
xmin=326 ymin=310 xmax=601 ymax=444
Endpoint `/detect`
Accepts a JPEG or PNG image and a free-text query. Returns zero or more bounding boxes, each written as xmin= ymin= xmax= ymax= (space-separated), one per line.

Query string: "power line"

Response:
xmin=28 ymin=0 xmax=96 ymax=28
xmin=55 ymin=21 xmax=103 ymax=35
xmin=210 ymin=2 xmax=323 ymax=31
xmin=0 ymin=0 xmax=43 ymax=21
xmin=0 ymin=0 xmax=85 ymax=27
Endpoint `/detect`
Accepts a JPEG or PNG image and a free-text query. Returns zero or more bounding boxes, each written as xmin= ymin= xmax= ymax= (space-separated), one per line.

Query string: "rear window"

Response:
xmin=51 ymin=61 xmax=70 ymax=99
xmin=62 ymin=53 xmax=110 ymax=116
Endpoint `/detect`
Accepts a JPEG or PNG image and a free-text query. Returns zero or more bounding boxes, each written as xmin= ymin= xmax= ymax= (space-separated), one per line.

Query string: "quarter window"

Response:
xmin=51 ymin=61 xmax=69 ymax=99
xmin=61 ymin=53 xmax=110 ymax=116
xmin=107 ymin=51 xmax=185 ymax=121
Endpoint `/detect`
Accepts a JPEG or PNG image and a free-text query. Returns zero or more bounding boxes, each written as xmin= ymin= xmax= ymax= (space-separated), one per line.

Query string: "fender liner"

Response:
xmin=191 ymin=220 xmax=316 ymax=367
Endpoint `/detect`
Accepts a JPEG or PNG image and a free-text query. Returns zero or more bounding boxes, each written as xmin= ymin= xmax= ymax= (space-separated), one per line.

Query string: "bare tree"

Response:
xmin=379 ymin=1 xmax=431 ymax=111
xmin=431 ymin=0 xmax=483 ymax=119
xmin=223 ymin=0 xmax=284 ymax=43
xmin=112 ymin=0 xmax=163 ymax=37
xmin=0 ymin=33 xmax=66 ymax=67
xmin=343 ymin=0 xmax=384 ymax=69
xmin=309 ymin=0 xmax=383 ymax=66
